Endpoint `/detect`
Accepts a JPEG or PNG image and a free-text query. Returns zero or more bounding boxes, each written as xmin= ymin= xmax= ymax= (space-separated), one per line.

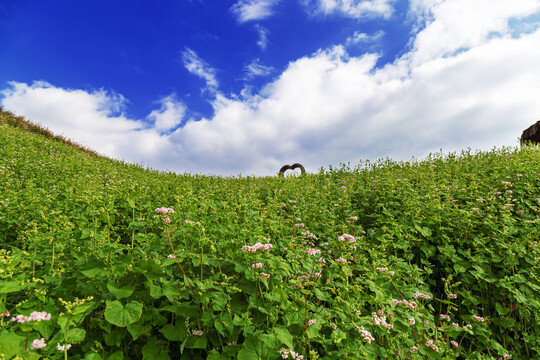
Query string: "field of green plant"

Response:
xmin=0 ymin=109 xmax=539 ymax=359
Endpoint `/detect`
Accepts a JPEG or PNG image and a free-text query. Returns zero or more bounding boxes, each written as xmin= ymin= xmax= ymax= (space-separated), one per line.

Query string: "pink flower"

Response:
xmin=167 ymin=254 xmax=176 ymax=259
xmin=413 ymin=292 xmax=431 ymax=300
xmin=451 ymin=340 xmax=458 ymax=347
xmin=307 ymin=248 xmax=321 ymax=256
xmin=251 ymin=263 xmax=264 ymax=269
xmin=472 ymin=315 xmax=484 ymax=322
xmin=31 ymin=338 xmax=46 ymax=349
xmin=410 ymin=346 xmax=418 ymax=353
xmin=57 ymin=343 xmax=72 ymax=351
xmin=315 ymin=258 xmax=326 ymax=264
xmin=12 ymin=311 xmax=51 ymax=323
xmin=155 ymin=207 xmax=174 ymax=214
xmin=191 ymin=330 xmax=203 ymax=336
xmin=308 ymin=319 xmax=316 ymax=326
xmin=409 ymin=317 xmax=415 ymax=325
xmin=440 ymin=314 xmax=451 ymax=322
xmin=242 ymin=242 xmax=273 ymax=252
xmin=335 ymin=257 xmax=348 ymax=263
xmin=448 ymin=293 xmax=457 ymax=299
xmin=163 ymin=217 xmax=171 ymax=224
xmin=261 ymin=273 xmax=270 ymax=278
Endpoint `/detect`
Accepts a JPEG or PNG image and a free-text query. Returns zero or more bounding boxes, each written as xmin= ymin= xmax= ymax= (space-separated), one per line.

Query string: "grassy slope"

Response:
xmin=1 ymin=108 xmax=539 ymax=359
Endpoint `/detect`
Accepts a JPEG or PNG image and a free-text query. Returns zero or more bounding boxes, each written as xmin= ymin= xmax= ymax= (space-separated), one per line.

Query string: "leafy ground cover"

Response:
xmin=0 ymin=109 xmax=539 ymax=359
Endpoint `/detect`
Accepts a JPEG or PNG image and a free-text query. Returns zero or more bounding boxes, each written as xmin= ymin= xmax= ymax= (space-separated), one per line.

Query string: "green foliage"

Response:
xmin=1 ymin=112 xmax=539 ymax=359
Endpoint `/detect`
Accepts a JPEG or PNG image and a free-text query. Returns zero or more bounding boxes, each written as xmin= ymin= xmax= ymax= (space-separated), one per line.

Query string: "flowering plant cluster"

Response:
xmin=0 ymin=117 xmax=536 ymax=360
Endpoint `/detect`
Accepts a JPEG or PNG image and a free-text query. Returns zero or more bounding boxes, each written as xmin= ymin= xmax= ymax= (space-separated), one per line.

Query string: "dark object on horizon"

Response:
xmin=521 ymin=121 xmax=540 ymax=144
xmin=279 ymin=163 xmax=306 ymax=177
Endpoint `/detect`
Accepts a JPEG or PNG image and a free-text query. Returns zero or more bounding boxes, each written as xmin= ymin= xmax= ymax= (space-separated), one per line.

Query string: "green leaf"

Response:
xmin=84 ymin=353 xmax=103 ymax=360
xmin=273 ymin=327 xmax=293 ymax=348
xmin=127 ymin=318 xmax=151 ymax=340
xmin=105 ymin=300 xmax=143 ymax=327
xmin=0 ymin=330 xmax=25 ymax=359
xmin=107 ymin=350 xmax=124 ymax=360
xmin=185 ymin=334 xmax=207 ymax=349
xmin=159 ymin=323 xmax=187 ymax=341
xmin=238 ymin=339 xmax=259 ymax=360
xmin=495 ymin=302 xmax=509 ymax=316
xmin=107 ymin=283 xmax=136 ymax=300
xmin=142 ymin=337 xmax=171 ymax=360
xmin=68 ymin=328 xmax=87 ymax=342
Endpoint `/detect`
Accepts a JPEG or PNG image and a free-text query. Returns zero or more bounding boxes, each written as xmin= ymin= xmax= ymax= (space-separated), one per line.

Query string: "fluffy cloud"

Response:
xmin=181 ymin=48 xmax=219 ymax=93
xmin=3 ymin=1 xmax=540 ymax=176
xmin=231 ymin=0 xmax=280 ymax=23
xmin=303 ymin=0 xmax=395 ymax=19
xmin=0 ymin=81 xmax=171 ymax=165
xmin=147 ymin=95 xmax=186 ymax=133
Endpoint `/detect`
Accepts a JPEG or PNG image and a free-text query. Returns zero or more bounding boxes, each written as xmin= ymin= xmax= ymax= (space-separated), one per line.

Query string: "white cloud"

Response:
xmin=0 ymin=81 xmax=172 ymax=164
xmin=244 ymin=58 xmax=274 ymax=79
xmin=147 ymin=94 xmax=186 ymax=132
xmin=303 ymin=0 xmax=395 ymax=19
xmin=255 ymin=24 xmax=269 ymax=49
xmin=181 ymin=48 xmax=219 ymax=92
xmin=345 ymin=30 xmax=384 ymax=46
xmin=3 ymin=1 xmax=540 ymax=176
xmin=231 ymin=0 xmax=279 ymax=23
xmin=407 ymin=0 xmax=540 ymax=64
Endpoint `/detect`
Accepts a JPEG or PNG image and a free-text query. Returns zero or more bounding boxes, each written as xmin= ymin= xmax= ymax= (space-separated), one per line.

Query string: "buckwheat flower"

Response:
xmin=388 ymin=271 xmax=395 ymax=276
xmin=31 ymin=338 xmax=46 ymax=349
xmin=410 ymin=346 xmax=418 ymax=353
xmin=163 ymin=217 xmax=171 ymax=224
xmin=329 ymin=322 xmax=337 ymax=330
xmin=440 ymin=314 xmax=451 ymax=322
xmin=452 ymin=322 xmax=459 ymax=328
xmin=335 ymin=257 xmax=347 ymax=263
xmin=0 ymin=311 xmax=9 ymax=318
xmin=167 ymin=254 xmax=176 ymax=259
xmin=308 ymin=319 xmax=316 ymax=326
xmin=261 ymin=273 xmax=270 ymax=278
xmin=191 ymin=330 xmax=203 ymax=336
xmin=502 ymin=353 xmax=512 ymax=359
xmin=251 ymin=263 xmax=264 ymax=269
xmin=424 ymin=320 xmax=430 ymax=325
xmin=409 ymin=317 xmax=415 ymax=325
xmin=448 ymin=294 xmax=457 ymax=299
xmin=425 ymin=340 xmax=433 ymax=347
xmin=315 ymin=258 xmax=326 ymax=264
xmin=295 ymin=223 xmax=305 ymax=227
xmin=431 ymin=345 xmax=439 ymax=352
xmin=307 ymin=248 xmax=321 ymax=256
xmin=465 ymin=324 xmax=473 ymax=329
xmin=377 ymin=309 xmax=384 ymax=316
xmin=413 ymin=292 xmax=431 ymax=300
xmin=391 ymin=299 xmax=399 ymax=304
xmin=357 ymin=326 xmax=375 ymax=343
xmin=472 ymin=315 xmax=484 ymax=322
xmin=451 ymin=340 xmax=458 ymax=347
xmin=57 ymin=343 xmax=72 ymax=351
xmin=349 ymin=216 xmax=358 ymax=220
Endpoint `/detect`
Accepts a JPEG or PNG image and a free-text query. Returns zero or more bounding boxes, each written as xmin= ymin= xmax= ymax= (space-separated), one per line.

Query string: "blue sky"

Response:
xmin=2 ymin=0 xmax=540 ymax=175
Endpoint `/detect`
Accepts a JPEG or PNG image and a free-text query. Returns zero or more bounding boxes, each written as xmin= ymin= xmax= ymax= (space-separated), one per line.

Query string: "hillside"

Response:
xmin=0 ymin=109 xmax=539 ymax=359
